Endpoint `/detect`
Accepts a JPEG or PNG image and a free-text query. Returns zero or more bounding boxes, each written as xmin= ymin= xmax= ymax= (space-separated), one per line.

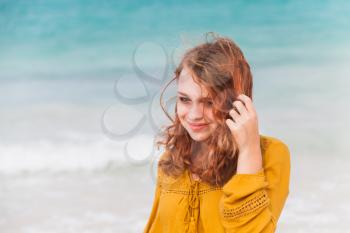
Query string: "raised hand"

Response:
xmin=225 ymin=94 xmax=262 ymax=174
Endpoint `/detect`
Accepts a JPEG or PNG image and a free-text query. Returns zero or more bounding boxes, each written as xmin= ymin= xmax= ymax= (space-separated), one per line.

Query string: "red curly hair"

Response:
xmin=156 ymin=33 xmax=253 ymax=186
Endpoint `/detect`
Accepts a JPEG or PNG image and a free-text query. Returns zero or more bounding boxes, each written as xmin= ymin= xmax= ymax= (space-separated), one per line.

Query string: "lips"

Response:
xmin=188 ymin=122 xmax=209 ymax=131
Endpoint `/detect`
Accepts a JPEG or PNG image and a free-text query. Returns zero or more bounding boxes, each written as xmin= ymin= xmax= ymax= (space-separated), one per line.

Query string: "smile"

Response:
xmin=188 ymin=122 xmax=209 ymax=131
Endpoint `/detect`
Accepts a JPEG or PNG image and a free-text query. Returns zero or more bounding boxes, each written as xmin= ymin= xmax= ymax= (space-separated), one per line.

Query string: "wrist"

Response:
xmin=239 ymin=144 xmax=261 ymax=157
xmin=236 ymin=145 xmax=263 ymax=174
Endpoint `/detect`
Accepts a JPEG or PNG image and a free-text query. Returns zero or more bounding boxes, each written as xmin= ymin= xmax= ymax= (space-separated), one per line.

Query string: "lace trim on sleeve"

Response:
xmin=222 ymin=189 xmax=270 ymax=221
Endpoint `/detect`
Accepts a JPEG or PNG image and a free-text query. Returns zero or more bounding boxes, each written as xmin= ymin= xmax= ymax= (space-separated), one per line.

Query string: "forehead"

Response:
xmin=177 ymin=66 xmax=210 ymax=98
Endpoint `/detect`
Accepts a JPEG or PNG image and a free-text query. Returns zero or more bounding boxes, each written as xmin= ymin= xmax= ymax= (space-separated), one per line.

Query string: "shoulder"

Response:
xmin=260 ymin=134 xmax=291 ymax=168
xmin=155 ymin=150 xmax=183 ymax=187
xmin=159 ymin=150 xmax=171 ymax=162
xmin=156 ymin=150 xmax=170 ymax=178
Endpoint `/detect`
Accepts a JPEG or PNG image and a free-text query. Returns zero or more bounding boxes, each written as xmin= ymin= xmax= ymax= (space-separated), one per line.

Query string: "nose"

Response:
xmin=188 ymin=103 xmax=204 ymax=121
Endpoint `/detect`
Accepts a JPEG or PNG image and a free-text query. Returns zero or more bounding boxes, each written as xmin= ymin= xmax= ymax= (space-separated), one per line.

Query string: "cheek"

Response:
xmin=176 ymin=104 xmax=188 ymax=117
xmin=209 ymin=123 xmax=219 ymax=131
xmin=204 ymin=110 xmax=215 ymax=122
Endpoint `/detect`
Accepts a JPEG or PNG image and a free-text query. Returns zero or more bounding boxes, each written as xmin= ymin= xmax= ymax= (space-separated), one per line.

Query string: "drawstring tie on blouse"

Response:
xmin=184 ymin=181 xmax=200 ymax=233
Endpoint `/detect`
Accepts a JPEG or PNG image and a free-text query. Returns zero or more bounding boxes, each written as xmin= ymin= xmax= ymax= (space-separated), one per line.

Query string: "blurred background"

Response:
xmin=0 ymin=0 xmax=349 ymax=232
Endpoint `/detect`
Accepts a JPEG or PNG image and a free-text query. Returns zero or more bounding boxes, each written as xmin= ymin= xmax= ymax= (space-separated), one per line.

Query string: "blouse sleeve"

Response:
xmin=143 ymin=152 xmax=168 ymax=233
xmin=143 ymin=181 xmax=161 ymax=233
xmin=219 ymin=141 xmax=291 ymax=233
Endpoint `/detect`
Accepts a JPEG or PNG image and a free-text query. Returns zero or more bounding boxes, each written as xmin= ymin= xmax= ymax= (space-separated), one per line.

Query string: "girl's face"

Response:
xmin=176 ymin=66 xmax=219 ymax=142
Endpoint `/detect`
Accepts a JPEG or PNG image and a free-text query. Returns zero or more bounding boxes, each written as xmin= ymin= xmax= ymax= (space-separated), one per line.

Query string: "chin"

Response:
xmin=188 ymin=132 xmax=210 ymax=142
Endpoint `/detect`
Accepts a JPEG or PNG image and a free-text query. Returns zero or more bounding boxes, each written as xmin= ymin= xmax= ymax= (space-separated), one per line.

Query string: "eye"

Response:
xmin=179 ymin=97 xmax=190 ymax=103
xmin=205 ymin=100 xmax=213 ymax=107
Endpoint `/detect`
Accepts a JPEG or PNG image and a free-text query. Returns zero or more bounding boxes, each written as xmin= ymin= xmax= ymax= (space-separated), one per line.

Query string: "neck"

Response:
xmin=191 ymin=141 xmax=208 ymax=161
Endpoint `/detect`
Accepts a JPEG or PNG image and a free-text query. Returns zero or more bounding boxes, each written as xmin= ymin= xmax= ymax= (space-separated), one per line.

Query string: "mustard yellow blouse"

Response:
xmin=143 ymin=135 xmax=291 ymax=233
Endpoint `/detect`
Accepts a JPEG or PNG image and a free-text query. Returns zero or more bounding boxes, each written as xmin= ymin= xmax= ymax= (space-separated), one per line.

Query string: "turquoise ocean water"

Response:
xmin=0 ymin=0 xmax=349 ymax=79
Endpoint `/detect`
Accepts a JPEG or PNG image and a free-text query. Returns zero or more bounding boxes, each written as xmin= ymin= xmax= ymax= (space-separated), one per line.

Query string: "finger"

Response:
xmin=229 ymin=108 xmax=240 ymax=123
xmin=232 ymin=100 xmax=248 ymax=117
xmin=225 ymin=118 xmax=238 ymax=132
xmin=236 ymin=94 xmax=255 ymax=114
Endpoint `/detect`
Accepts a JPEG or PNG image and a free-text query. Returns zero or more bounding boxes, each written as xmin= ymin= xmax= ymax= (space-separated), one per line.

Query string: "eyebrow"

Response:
xmin=177 ymin=91 xmax=212 ymax=100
